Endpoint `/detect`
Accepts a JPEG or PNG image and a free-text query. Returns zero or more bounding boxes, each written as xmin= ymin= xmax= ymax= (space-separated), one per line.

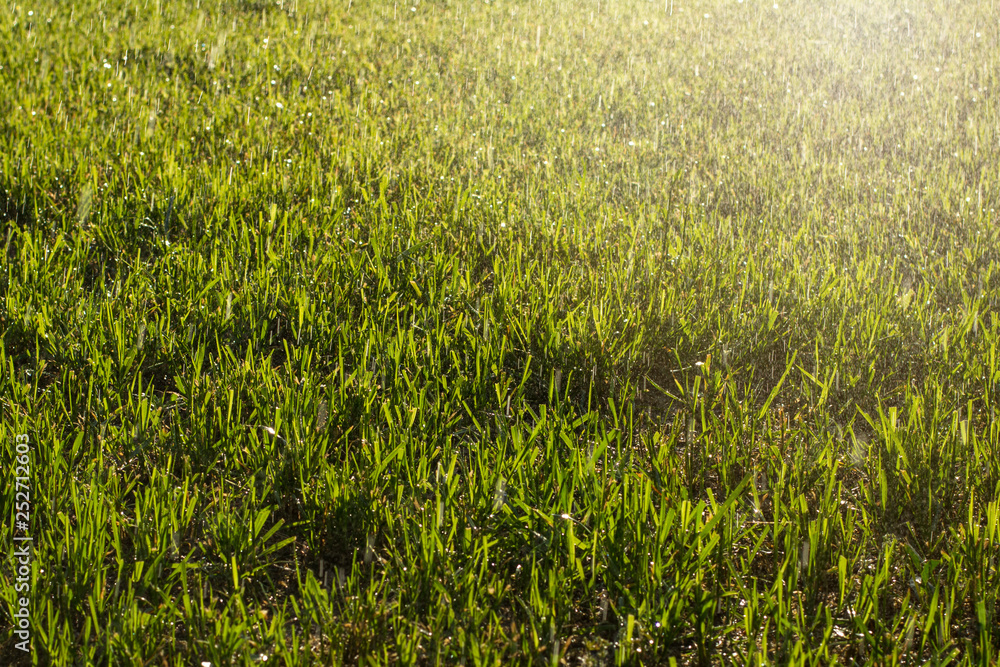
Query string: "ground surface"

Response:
xmin=2 ymin=0 xmax=1000 ymax=664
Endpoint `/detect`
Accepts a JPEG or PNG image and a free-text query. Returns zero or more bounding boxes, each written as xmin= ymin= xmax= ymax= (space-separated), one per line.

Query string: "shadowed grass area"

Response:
xmin=1 ymin=0 xmax=1000 ymax=664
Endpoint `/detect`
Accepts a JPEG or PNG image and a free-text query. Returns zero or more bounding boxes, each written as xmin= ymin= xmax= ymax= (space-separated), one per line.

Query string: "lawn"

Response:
xmin=2 ymin=0 xmax=999 ymax=664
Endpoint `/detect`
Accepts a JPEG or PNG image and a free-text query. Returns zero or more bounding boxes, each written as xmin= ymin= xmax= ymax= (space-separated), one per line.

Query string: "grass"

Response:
xmin=1 ymin=0 xmax=999 ymax=663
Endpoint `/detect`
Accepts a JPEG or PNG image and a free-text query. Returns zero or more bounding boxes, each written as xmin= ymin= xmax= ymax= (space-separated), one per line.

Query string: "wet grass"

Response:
xmin=1 ymin=0 xmax=999 ymax=664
